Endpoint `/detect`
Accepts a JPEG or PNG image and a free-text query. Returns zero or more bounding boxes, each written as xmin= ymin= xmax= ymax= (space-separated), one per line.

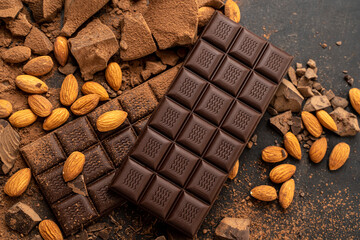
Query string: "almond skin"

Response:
xmin=105 ymin=62 xmax=122 ymax=91
xmin=39 ymin=219 xmax=63 ymax=240
xmin=60 ymin=74 xmax=78 ymax=106
xmin=23 ymin=56 xmax=54 ymax=76
xmin=4 ymin=168 xmax=31 ymax=197
xmin=28 ymin=95 xmax=53 ymax=117
xmin=329 ymin=142 xmax=350 ymax=170
xmin=301 ymin=111 xmax=323 ymax=138
xmin=284 ymin=132 xmax=301 ymax=160
xmin=43 ymin=108 xmax=70 ymax=131
xmin=250 ymin=185 xmax=277 ymax=201
xmin=9 ymin=109 xmax=37 ymax=128
xmin=96 ymin=110 xmax=128 ymax=132
xmin=309 ymin=137 xmax=327 ymax=163
xmin=70 ymin=94 xmax=100 ymax=115
xmin=0 ymin=99 xmax=12 ymax=118
xmin=279 ymin=179 xmax=295 ymax=209
xmin=81 ymin=81 xmax=109 ymax=101
xmin=15 ymin=75 xmax=48 ymax=94
xmin=262 ymin=146 xmax=288 ymax=163
xmin=63 ymin=151 xmax=85 ymax=182
xmin=228 ymin=160 xmax=239 ymax=180
xmin=269 ymin=164 xmax=296 ymax=184
xmin=225 ymin=0 xmax=241 ymax=23
xmin=316 ymin=110 xmax=338 ymax=132
xmin=54 ymin=36 xmax=69 ymax=67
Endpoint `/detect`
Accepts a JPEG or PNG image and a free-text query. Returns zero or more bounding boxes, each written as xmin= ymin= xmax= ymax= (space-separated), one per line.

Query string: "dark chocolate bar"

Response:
xmin=111 ymin=12 xmax=293 ymax=236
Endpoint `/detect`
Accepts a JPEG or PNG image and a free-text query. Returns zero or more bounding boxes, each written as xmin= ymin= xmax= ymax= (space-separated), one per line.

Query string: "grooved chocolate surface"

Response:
xmin=111 ymin=12 xmax=293 ymax=237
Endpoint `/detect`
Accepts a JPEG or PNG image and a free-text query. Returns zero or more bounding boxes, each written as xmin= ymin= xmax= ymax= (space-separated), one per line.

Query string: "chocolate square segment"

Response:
xmin=211 ymin=56 xmax=251 ymax=96
xmin=238 ymin=72 xmax=277 ymax=112
xmin=185 ymin=40 xmax=224 ymax=79
xmin=194 ymin=85 xmax=233 ymax=125
xmin=140 ymin=175 xmax=181 ymax=219
xmin=131 ymin=128 xmax=172 ymax=170
xmin=167 ymin=192 xmax=209 ymax=236
xmin=229 ymin=28 xmax=267 ymax=67
xmin=55 ymin=117 xmax=98 ymax=155
xmin=21 ymin=133 xmax=66 ymax=175
xmin=222 ymin=100 xmax=261 ymax=142
xmin=149 ymin=97 xmax=190 ymax=139
xmin=111 ymin=159 xmax=153 ymax=202
xmin=159 ymin=144 xmax=199 ymax=187
xmin=202 ymin=12 xmax=240 ymax=51
xmin=167 ymin=69 xmax=207 ymax=109
xmin=255 ymin=44 xmax=293 ymax=83
xmin=133 ymin=115 xmax=151 ymax=135
xmin=204 ymin=131 xmax=245 ymax=171
xmin=177 ymin=115 xmax=217 ymax=156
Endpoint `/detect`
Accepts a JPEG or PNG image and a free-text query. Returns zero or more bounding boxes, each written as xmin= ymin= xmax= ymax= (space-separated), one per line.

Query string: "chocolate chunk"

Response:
xmin=1 ymin=46 xmax=31 ymax=63
xmin=67 ymin=230 xmax=88 ymax=240
xmin=324 ymin=89 xmax=335 ymax=101
xmin=0 ymin=0 xmax=23 ymax=19
xmin=307 ymin=59 xmax=316 ymax=69
xmin=330 ymin=107 xmax=360 ymax=137
xmin=305 ymin=68 xmax=318 ymax=80
xmin=271 ymin=79 xmax=304 ymax=113
xmin=58 ymin=61 xmax=78 ymax=75
xmin=0 ymin=25 xmax=12 ymax=47
xmin=5 ymin=13 xmax=32 ymax=37
xmin=291 ymin=116 xmax=304 ymax=135
xmin=303 ymin=96 xmax=331 ymax=112
xmin=297 ymin=86 xmax=314 ymax=98
xmin=297 ymin=76 xmax=312 ymax=87
xmin=269 ymin=110 xmax=292 ymax=135
xmin=26 ymin=0 xmax=63 ymax=22
xmin=145 ymin=60 xmax=167 ymax=76
xmin=5 ymin=202 xmax=41 ymax=235
xmin=24 ymin=27 xmax=53 ymax=55
xmin=331 ymin=96 xmax=348 ymax=109
xmin=198 ymin=7 xmax=216 ymax=28
xmin=68 ymin=175 xmax=88 ymax=196
xmin=0 ymin=120 xmax=20 ymax=175
xmin=215 ymin=218 xmax=250 ymax=240
xmin=344 ymin=74 xmax=354 ymax=86
xmin=288 ymin=66 xmax=298 ymax=86
xmin=156 ymin=50 xmax=180 ymax=66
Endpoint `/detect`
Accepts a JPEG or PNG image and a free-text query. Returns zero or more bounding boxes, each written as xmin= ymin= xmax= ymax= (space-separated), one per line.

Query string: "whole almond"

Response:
xmin=225 ymin=0 xmax=241 ymax=23
xmin=70 ymin=94 xmax=100 ymax=115
xmin=43 ymin=108 xmax=70 ymax=131
xmin=228 ymin=160 xmax=239 ymax=180
xmin=63 ymin=151 xmax=85 ymax=182
xmin=349 ymin=88 xmax=360 ymax=115
xmin=301 ymin=111 xmax=323 ymax=138
xmin=28 ymin=95 xmax=53 ymax=117
xmin=96 ymin=110 xmax=128 ymax=132
xmin=279 ymin=179 xmax=295 ymax=209
xmin=54 ymin=36 xmax=69 ymax=67
xmin=105 ymin=62 xmax=122 ymax=91
xmin=284 ymin=132 xmax=301 ymax=160
xmin=15 ymin=75 xmax=48 ymax=94
xmin=316 ymin=110 xmax=337 ymax=132
xmin=250 ymin=185 xmax=277 ymax=201
xmin=0 ymin=99 xmax=12 ymax=118
xmin=39 ymin=219 xmax=63 ymax=240
xmin=60 ymin=74 xmax=78 ymax=106
xmin=262 ymin=146 xmax=288 ymax=163
xmin=81 ymin=82 xmax=109 ymax=101
xmin=269 ymin=164 xmax=296 ymax=184
xmin=329 ymin=142 xmax=350 ymax=171
xmin=4 ymin=168 xmax=31 ymax=197
xmin=23 ymin=56 xmax=54 ymax=76
xmin=9 ymin=109 xmax=37 ymax=128
xmin=309 ymin=137 xmax=327 ymax=163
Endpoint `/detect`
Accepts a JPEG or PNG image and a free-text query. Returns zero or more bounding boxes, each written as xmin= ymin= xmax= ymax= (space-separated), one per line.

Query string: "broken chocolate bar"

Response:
xmin=111 ymin=12 xmax=293 ymax=236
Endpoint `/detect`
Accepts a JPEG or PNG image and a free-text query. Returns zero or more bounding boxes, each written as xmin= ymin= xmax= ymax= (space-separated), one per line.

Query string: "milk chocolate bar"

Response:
xmin=111 ymin=12 xmax=293 ymax=236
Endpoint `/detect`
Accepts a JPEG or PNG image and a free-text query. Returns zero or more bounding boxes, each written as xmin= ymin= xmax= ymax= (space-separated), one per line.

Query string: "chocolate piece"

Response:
xmin=269 ymin=111 xmax=292 ymax=135
xmin=111 ymin=12 xmax=293 ymax=236
xmin=5 ymin=202 xmax=41 ymax=235
xmin=0 ymin=120 xmax=20 ymax=174
xmin=0 ymin=0 xmax=23 ymax=19
xmin=1 ymin=46 xmax=31 ymax=63
xmin=68 ymin=175 xmax=88 ymax=196
xmin=303 ymin=95 xmax=331 ymax=112
xmin=270 ymin=79 xmax=304 ymax=113
xmin=215 ymin=218 xmax=250 ymax=240
xmin=5 ymin=12 xmax=32 ymax=37
xmin=24 ymin=27 xmax=53 ymax=55
xmin=330 ymin=107 xmax=360 ymax=137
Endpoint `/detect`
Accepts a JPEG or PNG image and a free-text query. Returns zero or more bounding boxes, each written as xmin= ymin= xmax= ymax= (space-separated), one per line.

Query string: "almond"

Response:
xmin=316 ymin=110 xmax=337 ymax=132
xmin=329 ymin=142 xmax=350 ymax=171
xmin=63 ymin=151 xmax=85 ymax=182
xmin=43 ymin=108 xmax=70 ymax=131
xmin=28 ymin=95 xmax=53 ymax=117
xmin=81 ymin=82 xmax=109 ymax=101
xmin=284 ymin=132 xmax=301 ymax=160
xmin=269 ymin=164 xmax=296 ymax=184
xmin=105 ymin=62 xmax=122 ymax=91
xmin=23 ymin=56 xmax=54 ymax=76
xmin=301 ymin=111 xmax=323 ymax=138
xmin=349 ymin=88 xmax=360 ymax=115
xmin=60 ymin=74 xmax=78 ymax=106
xmin=39 ymin=219 xmax=63 ymax=240
xmin=309 ymin=137 xmax=327 ymax=163
xmin=262 ymin=146 xmax=288 ymax=163
xmin=54 ymin=36 xmax=69 ymax=67
xmin=4 ymin=168 xmax=31 ymax=197
xmin=96 ymin=110 xmax=128 ymax=132
xmin=250 ymin=185 xmax=277 ymax=201
xmin=279 ymin=179 xmax=295 ymax=209
xmin=228 ymin=160 xmax=239 ymax=180
xmin=15 ymin=75 xmax=48 ymax=94
xmin=225 ymin=0 xmax=241 ymax=23
xmin=9 ymin=109 xmax=37 ymax=128
xmin=0 ymin=99 xmax=12 ymax=118
xmin=70 ymin=94 xmax=100 ymax=116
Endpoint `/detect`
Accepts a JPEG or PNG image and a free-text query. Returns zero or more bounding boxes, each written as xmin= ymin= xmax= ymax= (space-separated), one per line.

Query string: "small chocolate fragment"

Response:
xmin=291 ymin=116 xmax=304 ymax=135
xmin=68 ymin=175 xmax=88 ymax=196
xmin=271 ymin=79 xmax=304 ymax=113
xmin=215 ymin=218 xmax=250 ymax=240
xmin=24 ymin=27 xmax=53 ymax=55
xmin=0 ymin=120 xmax=20 ymax=175
xmin=344 ymin=74 xmax=354 ymax=86
xmin=5 ymin=12 xmax=32 ymax=37
xmin=269 ymin=111 xmax=292 ymax=135
xmin=331 ymin=96 xmax=348 ymax=109
xmin=324 ymin=89 xmax=335 ymax=101
xmin=67 ymin=230 xmax=88 ymax=240
xmin=303 ymin=96 xmax=331 ymax=112
xmin=1 ymin=46 xmax=31 ymax=63
xmin=0 ymin=0 xmax=23 ymax=19
xmin=156 ymin=50 xmax=180 ymax=66
xmin=305 ymin=68 xmax=318 ymax=80
xmin=307 ymin=59 xmax=316 ymax=69
xmin=297 ymin=86 xmax=314 ymax=98
xmin=287 ymin=66 xmax=298 ymax=86
xmin=26 ymin=0 xmax=63 ymax=22
xmin=330 ymin=107 xmax=360 ymax=137
xmin=58 ymin=62 xmax=78 ymax=75
xmin=5 ymin=202 xmax=41 ymax=235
